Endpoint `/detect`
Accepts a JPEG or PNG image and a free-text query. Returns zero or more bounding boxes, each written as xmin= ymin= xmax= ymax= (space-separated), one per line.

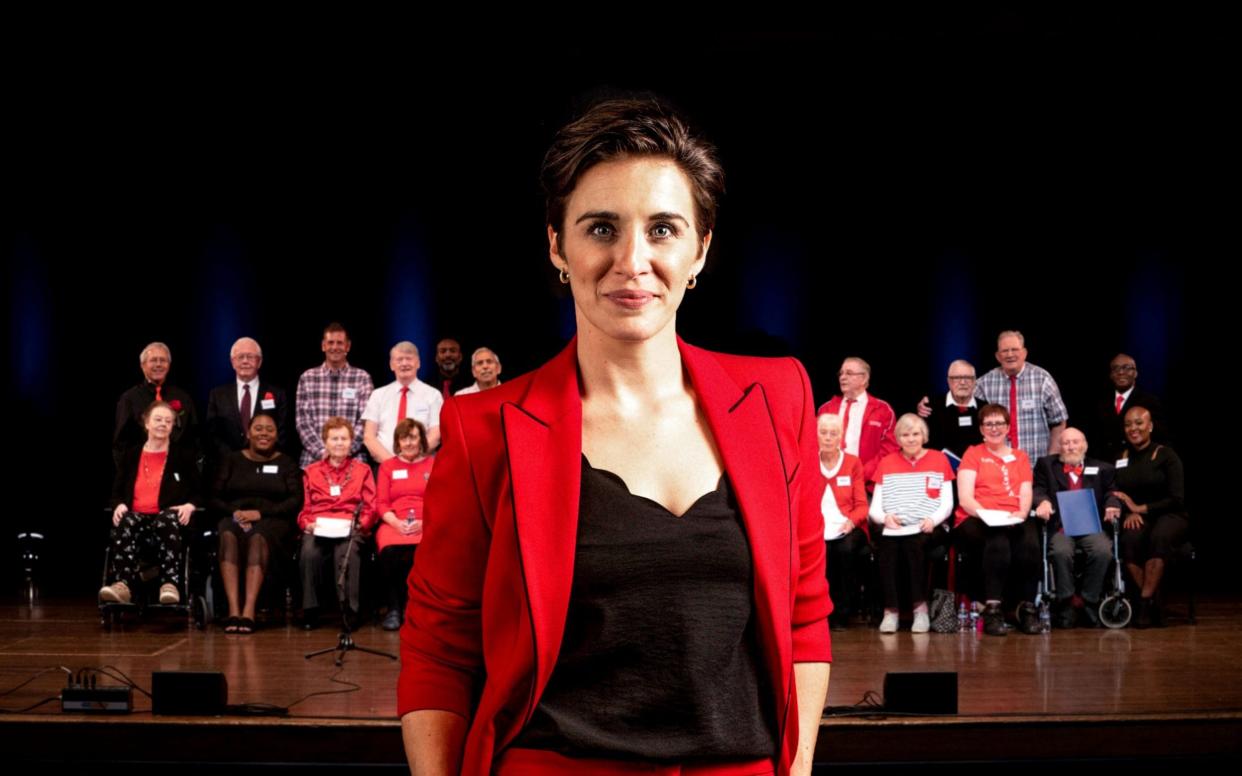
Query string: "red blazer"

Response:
xmin=816 ymin=393 xmax=899 ymax=486
xmin=398 ymin=338 xmax=832 ymax=776
xmin=821 ymin=452 xmax=870 ymax=539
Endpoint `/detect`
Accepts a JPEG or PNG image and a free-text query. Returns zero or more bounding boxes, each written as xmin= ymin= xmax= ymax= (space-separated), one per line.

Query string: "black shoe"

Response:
xmin=983 ymin=603 xmax=1007 ymax=637
xmin=382 ymin=609 xmax=402 ymax=631
xmin=302 ymin=608 xmax=320 ymax=631
xmin=1017 ymin=603 xmax=1041 ymax=635
xmin=1135 ymin=598 xmax=1153 ymax=629
xmin=1081 ymin=602 xmax=1102 ymax=628
xmin=1054 ymin=600 xmax=1077 ymax=630
xmin=1149 ymin=600 xmax=1166 ymax=628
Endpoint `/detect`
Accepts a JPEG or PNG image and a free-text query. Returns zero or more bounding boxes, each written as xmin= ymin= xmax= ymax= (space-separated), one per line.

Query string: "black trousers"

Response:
xmin=876 ymin=532 xmax=930 ymax=610
xmin=379 ymin=545 xmax=416 ymax=612
xmin=825 ymin=530 xmax=869 ymax=618
xmin=953 ymin=517 xmax=1040 ymax=604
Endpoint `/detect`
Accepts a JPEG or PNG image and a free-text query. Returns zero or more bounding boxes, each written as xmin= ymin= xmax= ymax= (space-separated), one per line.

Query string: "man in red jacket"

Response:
xmin=817 ymin=356 xmax=898 ymax=489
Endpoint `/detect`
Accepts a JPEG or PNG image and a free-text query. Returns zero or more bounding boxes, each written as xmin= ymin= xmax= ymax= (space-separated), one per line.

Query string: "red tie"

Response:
xmin=1115 ymin=394 xmax=1125 ymax=415
xmin=841 ymin=398 xmax=856 ymax=444
xmin=154 ymin=384 xmax=163 ymax=401
xmin=398 ymin=386 xmax=409 ymax=422
xmin=240 ymin=384 xmax=252 ymax=431
xmin=1007 ymin=375 xmax=1019 ymax=450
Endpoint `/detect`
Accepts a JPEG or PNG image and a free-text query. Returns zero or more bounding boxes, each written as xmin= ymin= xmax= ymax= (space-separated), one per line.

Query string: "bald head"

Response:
xmin=1059 ymin=427 xmax=1087 ymax=465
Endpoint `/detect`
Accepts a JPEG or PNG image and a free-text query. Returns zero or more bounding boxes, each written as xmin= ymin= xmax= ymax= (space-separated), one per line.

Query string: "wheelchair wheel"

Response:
xmin=1099 ymin=594 xmax=1132 ymax=629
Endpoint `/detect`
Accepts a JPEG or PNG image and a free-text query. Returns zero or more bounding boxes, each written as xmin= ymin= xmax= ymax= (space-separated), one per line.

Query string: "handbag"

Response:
xmin=929 ymin=588 xmax=959 ymax=633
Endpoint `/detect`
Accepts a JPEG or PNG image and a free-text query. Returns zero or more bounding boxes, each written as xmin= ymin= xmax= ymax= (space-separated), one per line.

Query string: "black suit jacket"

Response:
xmin=205 ymin=380 xmax=290 ymax=462
xmin=1090 ymin=387 xmax=1165 ymax=462
xmin=1032 ymin=454 xmax=1121 ymax=531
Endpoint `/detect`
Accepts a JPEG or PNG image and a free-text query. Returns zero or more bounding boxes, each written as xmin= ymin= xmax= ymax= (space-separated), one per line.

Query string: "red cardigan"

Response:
xmin=821 ymin=452 xmax=870 ymax=539
xmin=297 ymin=458 xmax=376 ymax=533
xmin=398 ymin=337 xmax=832 ymax=776
xmin=817 ymin=393 xmax=899 ymax=486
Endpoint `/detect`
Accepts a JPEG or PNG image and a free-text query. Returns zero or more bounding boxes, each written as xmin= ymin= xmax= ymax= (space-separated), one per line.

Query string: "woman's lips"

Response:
xmin=604 ymin=290 xmax=656 ymax=309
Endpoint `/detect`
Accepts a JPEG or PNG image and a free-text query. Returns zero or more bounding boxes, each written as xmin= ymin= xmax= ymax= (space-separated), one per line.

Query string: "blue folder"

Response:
xmin=1056 ymin=489 xmax=1103 ymax=537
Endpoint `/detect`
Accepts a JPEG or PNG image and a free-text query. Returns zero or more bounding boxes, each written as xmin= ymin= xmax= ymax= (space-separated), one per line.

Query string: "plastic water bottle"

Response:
xmin=1038 ymin=602 xmax=1052 ymax=633
xmin=407 ymin=508 xmax=423 ymax=540
xmin=957 ymin=602 xmax=970 ymax=633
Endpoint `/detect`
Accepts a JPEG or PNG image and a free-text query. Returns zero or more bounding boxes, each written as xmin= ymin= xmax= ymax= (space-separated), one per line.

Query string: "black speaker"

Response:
xmin=883 ymin=671 xmax=957 ymax=715
xmin=151 ymin=671 xmax=229 ymax=715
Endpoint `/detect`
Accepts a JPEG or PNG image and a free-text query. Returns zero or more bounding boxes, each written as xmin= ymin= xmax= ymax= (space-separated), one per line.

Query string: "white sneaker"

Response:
xmin=99 ymin=582 xmax=131 ymax=604
xmin=879 ymin=611 xmax=899 ymax=633
xmin=159 ymin=584 xmax=180 ymax=604
xmin=912 ymin=611 xmax=930 ymax=633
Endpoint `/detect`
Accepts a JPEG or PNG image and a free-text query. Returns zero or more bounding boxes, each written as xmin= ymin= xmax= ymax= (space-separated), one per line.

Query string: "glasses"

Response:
xmin=948 ymin=375 xmax=976 ymax=382
xmin=234 ymin=354 xmax=260 ymax=361
xmin=1110 ymin=365 xmax=1137 ymax=373
xmin=981 ymin=421 xmax=1009 ymax=428
xmin=838 ymin=370 xmax=867 ymax=378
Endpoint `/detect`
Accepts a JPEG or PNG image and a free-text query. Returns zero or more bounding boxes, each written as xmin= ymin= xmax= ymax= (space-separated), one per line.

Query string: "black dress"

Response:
xmin=208 ymin=451 xmax=303 ymax=554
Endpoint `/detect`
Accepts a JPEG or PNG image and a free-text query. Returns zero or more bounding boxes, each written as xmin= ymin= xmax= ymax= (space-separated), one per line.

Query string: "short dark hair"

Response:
xmin=393 ymin=418 xmax=430 ymax=457
xmin=978 ymin=403 xmax=1011 ymax=426
xmin=323 ymin=322 xmax=349 ymax=339
xmin=540 ymin=98 xmax=724 ymax=241
xmin=142 ymin=400 xmax=175 ymax=425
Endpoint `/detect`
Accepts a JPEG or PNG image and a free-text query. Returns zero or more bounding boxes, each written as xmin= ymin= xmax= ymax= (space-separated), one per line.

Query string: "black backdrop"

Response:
xmin=5 ymin=14 xmax=1217 ymax=591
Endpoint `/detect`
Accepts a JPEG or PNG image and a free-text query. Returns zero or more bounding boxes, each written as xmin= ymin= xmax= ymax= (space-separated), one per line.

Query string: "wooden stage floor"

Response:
xmin=2 ymin=596 xmax=1240 ymax=770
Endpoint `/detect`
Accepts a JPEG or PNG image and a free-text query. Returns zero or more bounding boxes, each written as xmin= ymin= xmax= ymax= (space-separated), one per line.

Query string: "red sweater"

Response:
xmin=297 ymin=458 xmax=376 ymax=533
xmin=375 ymin=454 xmax=435 ymax=551
xmin=820 ymin=452 xmax=869 ymax=539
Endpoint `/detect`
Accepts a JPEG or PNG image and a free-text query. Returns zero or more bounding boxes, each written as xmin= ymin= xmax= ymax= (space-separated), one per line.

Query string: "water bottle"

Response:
xmin=407 ymin=508 xmax=423 ymax=540
xmin=957 ymin=602 xmax=969 ymax=633
xmin=1038 ymin=602 xmax=1052 ymax=634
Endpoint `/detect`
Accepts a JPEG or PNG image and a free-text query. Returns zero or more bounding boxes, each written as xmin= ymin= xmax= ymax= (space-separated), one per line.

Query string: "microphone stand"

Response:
xmin=305 ymin=501 xmax=397 ymax=666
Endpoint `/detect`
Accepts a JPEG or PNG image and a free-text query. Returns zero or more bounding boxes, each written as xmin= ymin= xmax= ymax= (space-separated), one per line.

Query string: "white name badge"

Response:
xmin=260 ymin=399 xmax=276 ymax=410
xmin=1021 ymin=399 xmax=1037 ymax=410
xmin=330 ymin=485 xmax=342 ymax=497
xmin=836 ymin=476 xmax=851 ymax=487
xmin=262 ymin=465 xmax=279 ymax=474
xmin=1084 ymin=466 xmax=1099 ymax=476
xmin=1001 ymin=454 xmax=1017 ymax=464
xmin=392 ymin=469 xmax=409 ymax=480
xmin=1115 ymin=459 xmax=1129 ymax=469
xmin=958 ymin=416 xmax=973 ymax=427
xmin=173 ymin=472 xmax=181 ymax=482
xmin=342 ymin=388 xmax=357 ymax=400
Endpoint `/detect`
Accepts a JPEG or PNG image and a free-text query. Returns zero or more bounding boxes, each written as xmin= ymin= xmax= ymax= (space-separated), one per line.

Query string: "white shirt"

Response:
xmin=1114 ymin=386 xmax=1134 ymax=407
xmin=838 ymin=391 xmax=869 ymax=457
xmin=454 ymin=380 xmax=500 ymax=396
xmin=944 ymin=392 xmax=978 ymax=408
xmin=362 ymin=378 xmax=443 ymax=457
xmin=820 ymin=456 xmax=850 ymax=540
xmin=236 ymin=377 xmax=260 ymax=414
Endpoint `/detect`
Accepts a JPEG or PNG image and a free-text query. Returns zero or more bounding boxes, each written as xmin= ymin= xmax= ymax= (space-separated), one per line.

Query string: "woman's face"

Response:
xmin=248 ymin=416 xmax=278 ymax=455
xmin=980 ymin=413 xmax=1009 ymax=446
xmin=549 ymin=157 xmax=710 ymax=345
xmin=898 ymin=427 xmax=925 ymax=456
xmin=1124 ymin=408 xmax=1153 ymax=448
xmin=818 ymin=420 xmax=841 ymax=455
xmin=324 ymin=427 xmax=353 ymax=460
xmin=145 ymin=407 xmax=175 ymax=441
xmin=398 ymin=429 xmax=423 ymax=460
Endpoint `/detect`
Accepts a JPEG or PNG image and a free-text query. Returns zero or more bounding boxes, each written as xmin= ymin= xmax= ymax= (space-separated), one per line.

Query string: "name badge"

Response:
xmin=1021 ymin=399 xmax=1036 ymax=410
xmin=174 ymin=472 xmax=181 ymax=482
xmin=1001 ymin=454 xmax=1017 ymax=464
xmin=1115 ymin=459 xmax=1129 ymax=469
xmin=836 ymin=476 xmax=851 ymax=487
xmin=262 ymin=465 xmax=279 ymax=474
xmin=1084 ymin=466 xmax=1099 ymax=476
xmin=393 ymin=469 xmax=409 ymax=480
xmin=958 ymin=416 xmax=973 ymax=427
xmin=342 ymin=388 xmax=357 ymax=400
xmin=868 ymin=420 xmax=882 ymax=427
xmin=330 ymin=485 xmax=342 ymax=497
xmin=260 ymin=399 xmax=276 ymax=410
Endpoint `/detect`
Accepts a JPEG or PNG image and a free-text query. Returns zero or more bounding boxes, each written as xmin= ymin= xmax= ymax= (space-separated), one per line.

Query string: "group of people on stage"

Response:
xmin=102 ymin=333 xmax=504 ymax=633
xmin=821 ymin=340 xmax=1186 ymax=634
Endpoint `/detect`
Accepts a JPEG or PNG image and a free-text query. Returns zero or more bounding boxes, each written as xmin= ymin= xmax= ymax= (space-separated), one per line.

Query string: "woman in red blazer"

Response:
xmin=399 ymin=99 xmax=831 ymax=776
xmin=817 ymin=413 xmax=869 ymax=629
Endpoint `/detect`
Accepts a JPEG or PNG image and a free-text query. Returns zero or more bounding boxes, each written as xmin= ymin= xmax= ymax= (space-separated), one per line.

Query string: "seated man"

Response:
xmin=1032 ymin=427 xmax=1121 ymax=628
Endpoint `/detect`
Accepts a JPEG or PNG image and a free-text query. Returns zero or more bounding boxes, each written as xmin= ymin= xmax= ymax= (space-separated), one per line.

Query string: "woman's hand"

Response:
xmin=173 ymin=504 xmax=195 ymax=525
xmin=1114 ymin=491 xmax=1143 ymax=514
xmin=1124 ymin=512 xmax=1144 ymax=531
xmin=382 ymin=511 xmax=401 ymax=530
xmin=839 ymin=519 xmax=854 ymax=535
xmin=112 ymin=503 xmax=129 ymax=526
xmin=883 ymin=514 xmax=902 ymax=531
xmin=236 ymin=509 xmax=261 ymax=524
xmin=920 ymin=518 xmax=935 ymax=534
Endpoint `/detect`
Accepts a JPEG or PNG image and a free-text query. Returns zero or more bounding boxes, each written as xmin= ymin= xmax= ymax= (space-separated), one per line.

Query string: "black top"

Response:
xmin=1114 ymin=444 xmax=1186 ymax=519
xmin=111 ymin=442 xmax=202 ymax=511
xmin=928 ymin=399 xmax=982 ymax=460
xmin=513 ymin=457 xmax=775 ymax=762
xmin=204 ymin=381 xmax=291 ymax=464
xmin=208 ymin=450 xmax=304 ymax=523
xmin=113 ymin=381 xmax=199 ymax=470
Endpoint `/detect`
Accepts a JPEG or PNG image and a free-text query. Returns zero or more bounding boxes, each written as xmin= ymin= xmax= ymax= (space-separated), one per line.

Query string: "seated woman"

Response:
xmin=297 ymin=416 xmax=375 ymax=629
xmin=208 ymin=412 xmax=303 ymax=634
xmin=869 ymin=413 xmax=955 ymax=633
xmin=101 ymin=400 xmax=200 ymax=606
xmin=374 ymin=419 xmax=435 ymax=631
xmin=818 ymin=413 xmax=869 ymax=629
xmin=954 ymin=404 xmax=1037 ymax=636
xmin=1114 ymin=406 xmax=1187 ymax=628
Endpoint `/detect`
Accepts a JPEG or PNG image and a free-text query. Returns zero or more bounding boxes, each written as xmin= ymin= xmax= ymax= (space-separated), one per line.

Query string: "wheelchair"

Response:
xmin=99 ymin=510 xmax=207 ymax=630
xmin=1035 ymin=520 xmax=1132 ymax=629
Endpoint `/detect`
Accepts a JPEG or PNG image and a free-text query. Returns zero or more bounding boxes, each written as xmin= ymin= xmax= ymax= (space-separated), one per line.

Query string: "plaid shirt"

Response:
xmin=975 ymin=362 xmax=1068 ymax=459
xmin=295 ymin=362 xmax=374 ymax=467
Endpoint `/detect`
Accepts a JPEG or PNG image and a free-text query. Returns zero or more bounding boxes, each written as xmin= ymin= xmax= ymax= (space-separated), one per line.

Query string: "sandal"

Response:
xmin=222 ymin=616 xmax=241 ymax=633
xmin=236 ymin=617 xmax=256 ymax=635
